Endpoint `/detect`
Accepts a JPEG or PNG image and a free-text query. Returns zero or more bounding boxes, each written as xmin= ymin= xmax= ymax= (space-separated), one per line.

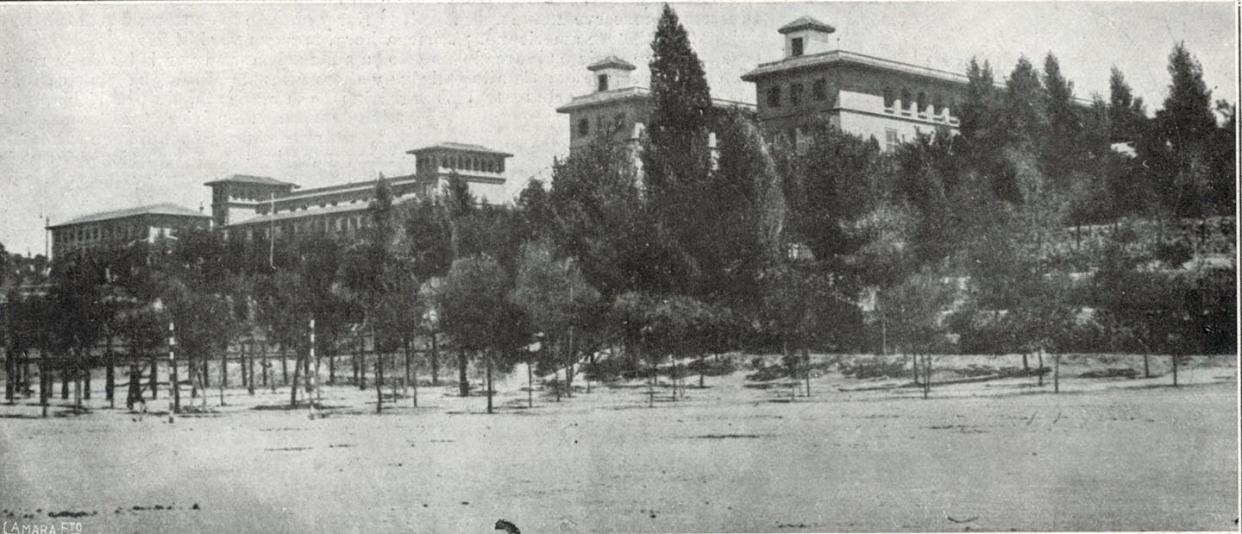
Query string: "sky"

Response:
xmin=0 ymin=2 xmax=1236 ymax=256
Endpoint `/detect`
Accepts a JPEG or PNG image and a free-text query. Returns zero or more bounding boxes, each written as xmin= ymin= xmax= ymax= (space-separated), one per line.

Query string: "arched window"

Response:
xmin=932 ymin=95 xmax=944 ymax=115
xmin=900 ymin=89 xmax=912 ymax=111
xmin=917 ymin=92 xmax=928 ymax=113
xmin=882 ymin=87 xmax=895 ymax=109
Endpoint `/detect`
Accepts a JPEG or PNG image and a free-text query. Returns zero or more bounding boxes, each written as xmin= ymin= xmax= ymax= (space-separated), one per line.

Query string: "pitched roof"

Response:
xmin=203 ymin=174 xmax=299 ymax=187
xmin=48 ymin=203 xmax=209 ymax=229
xmin=779 ymin=16 xmax=836 ymax=35
xmin=588 ymin=55 xmax=637 ymax=71
xmin=405 ymin=142 xmax=513 ymax=157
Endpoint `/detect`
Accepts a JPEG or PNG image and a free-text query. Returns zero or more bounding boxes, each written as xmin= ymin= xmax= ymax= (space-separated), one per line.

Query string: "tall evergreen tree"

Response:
xmin=1004 ymin=56 xmax=1049 ymax=150
xmin=641 ymin=3 xmax=715 ymax=293
xmin=1107 ymin=67 xmax=1148 ymax=141
xmin=1042 ymin=53 xmax=1083 ymax=188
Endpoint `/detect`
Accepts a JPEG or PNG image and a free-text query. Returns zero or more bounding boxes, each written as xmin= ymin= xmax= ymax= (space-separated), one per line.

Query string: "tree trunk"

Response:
xmin=171 ymin=351 xmax=180 ymax=414
xmin=40 ymin=351 xmax=49 ymax=418
xmin=289 ymin=350 xmax=301 ymax=408
xmin=1022 ymin=353 xmax=1029 ymax=371
xmin=82 ymin=350 xmax=91 ymax=401
xmin=351 ymin=346 xmax=359 ymax=388
xmin=802 ymin=346 xmax=811 ymax=397
xmin=61 ymin=364 xmax=69 ymax=400
xmin=201 ymin=359 xmax=209 ymax=388
xmin=922 ymin=354 xmax=931 ymax=400
xmin=1037 ymin=350 xmax=1044 ymax=386
xmin=587 ymin=352 xmax=595 ymax=394
xmin=648 ymin=357 xmax=655 ymax=408
xmin=303 ymin=351 xmax=313 ymax=395
xmin=280 ymin=348 xmax=288 ymax=386
xmin=189 ymin=357 xmax=198 ymax=399
xmin=485 ymin=352 xmax=494 ymax=415
xmin=328 ymin=342 xmax=336 ymax=386
xmin=1143 ymin=353 xmax=1150 ymax=378
xmin=247 ymin=341 xmax=255 ymax=396
xmin=73 ymin=350 xmax=82 ymax=414
xmin=404 ymin=341 xmax=417 ymax=407
xmin=220 ymin=346 xmax=228 ymax=389
xmin=402 ymin=341 xmax=410 ymax=399
xmin=699 ymin=354 xmax=706 ymax=389
xmin=527 ymin=356 xmax=534 ymax=409
xmin=1172 ymin=355 xmax=1179 ymax=387
xmin=1053 ymin=354 xmax=1060 ymax=393
xmin=149 ymin=354 xmax=158 ymax=399
xmin=911 ymin=353 xmax=919 ymax=386
xmin=4 ymin=346 xmax=12 ymax=403
xmin=457 ymin=350 xmax=469 ymax=397
xmin=240 ymin=342 xmax=248 ymax=390
xmin=430 ymin=333 xmax=440 ymax=386
xmin=375 ymin=349 xmax=384 ymax=414
xmin=105 ymin=335 xmax=115 ymax=406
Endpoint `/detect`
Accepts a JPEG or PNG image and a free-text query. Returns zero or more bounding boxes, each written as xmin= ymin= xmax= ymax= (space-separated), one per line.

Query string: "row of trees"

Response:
xmin=2 ymin=5 xmax=1235 ymax=413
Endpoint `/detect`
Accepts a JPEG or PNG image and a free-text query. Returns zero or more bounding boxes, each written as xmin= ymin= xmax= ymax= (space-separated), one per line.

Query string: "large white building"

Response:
xmin=741 ymin=16 xmax=967 ymax=152
xmin=209 ymin=142 xmax=511 ymax=241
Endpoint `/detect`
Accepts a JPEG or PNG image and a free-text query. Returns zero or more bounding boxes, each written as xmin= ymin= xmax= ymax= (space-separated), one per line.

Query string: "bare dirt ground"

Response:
xmin=1 ymin=355 xmax=1237 ymax=533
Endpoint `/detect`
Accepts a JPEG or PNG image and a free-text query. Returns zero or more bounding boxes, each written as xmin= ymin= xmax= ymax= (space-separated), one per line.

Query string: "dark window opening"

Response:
xmin=790 ymin=83 xmax=803 ymax=106
xmin=577 ymin=118 xmax=590 ymax=137
xmin=791 ymin=37 xmax=804 ymax=57
xmin=767 ymin=86 xmax=781 ymax=108
xmin=597 ymin=74 xmax=609 ymax=92
xmin=812 ymin=79 xmax=827 ymax=100
xmin=883 ymin=87 xmax=895 ymax=108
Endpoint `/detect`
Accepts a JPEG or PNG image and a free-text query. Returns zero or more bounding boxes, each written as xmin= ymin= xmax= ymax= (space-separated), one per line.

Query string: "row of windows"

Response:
xmin=766 ymin=79 xmax=830 ymax=108
xmin=416 ymin=154 xmax=504 ymax=174
xmin=54 ymin=224 xmax=169 ymax=244
xmin=576 ymin=112 xmax=628 ymax=138
xmin=882 ymin=88 xmax=955 ymax=116
xmin=252 ymin=214 xmax=371 ymax=240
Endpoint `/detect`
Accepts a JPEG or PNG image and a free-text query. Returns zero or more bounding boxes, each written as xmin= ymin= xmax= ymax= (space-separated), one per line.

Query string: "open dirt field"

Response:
xmin=1 ymin=356 xmax=1237 ymax=532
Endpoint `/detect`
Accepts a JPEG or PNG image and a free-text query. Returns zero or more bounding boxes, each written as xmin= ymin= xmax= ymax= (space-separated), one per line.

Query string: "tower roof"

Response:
xmin=203 ymin=174 xmax=299 ymax=188
xmin=587 ymin=56 xmax=637 ymax=71
xmin=779 ymin=16 xmax=835 ymax=35
xmin=405 ymin=142 xmax=513 ymax=158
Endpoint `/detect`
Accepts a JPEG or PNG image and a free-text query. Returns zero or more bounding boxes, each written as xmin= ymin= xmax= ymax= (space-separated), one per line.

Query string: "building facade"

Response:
xmin=557 ymin=56 xmax=756 ymax=153
xmin=741 ymin=16 xmax=966 ymax=152
xmin=47 ymin=203 xmax=211 ymax=259
xmin=213 ymin=142 xmax=511 ymax=241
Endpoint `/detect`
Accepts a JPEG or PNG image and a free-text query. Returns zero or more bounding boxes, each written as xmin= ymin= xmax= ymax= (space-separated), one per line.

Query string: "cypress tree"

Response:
xmin=641 ymin=3 xmax=716 ymax=294
xmin=1042 ymin=53 xmax=1081 ymax=188
xmin=1150 ymin=42 xmax=1217 ymax=219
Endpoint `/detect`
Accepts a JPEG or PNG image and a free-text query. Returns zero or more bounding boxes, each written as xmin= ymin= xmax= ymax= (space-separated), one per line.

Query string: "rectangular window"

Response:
xmin=766 ymin=86 xmax=781 ymax=108
xmin=791 ymin=37 xmax=804 ymax=57
xmin=577 ymin=118 xmax=590 ymax=137
xmin=597 ymin=74 xmax=609 ymax=92
xmin=790 ymin=83 xmax=803 ymax=106
xmin=812 ymin=79 xmax=827 ymax=100
xmin=885 ymin=129 xmax=900 ymax=152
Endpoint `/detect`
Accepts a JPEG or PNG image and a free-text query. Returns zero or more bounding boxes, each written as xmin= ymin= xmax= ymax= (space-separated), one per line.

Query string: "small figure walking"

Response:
xmin=126 ymin=364 xmax=147 ymax=420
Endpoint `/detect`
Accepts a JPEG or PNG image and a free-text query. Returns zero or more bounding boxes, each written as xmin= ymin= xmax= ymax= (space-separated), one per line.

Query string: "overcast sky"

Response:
xmin=0 ymin=2 xmax=1235 ymax=256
